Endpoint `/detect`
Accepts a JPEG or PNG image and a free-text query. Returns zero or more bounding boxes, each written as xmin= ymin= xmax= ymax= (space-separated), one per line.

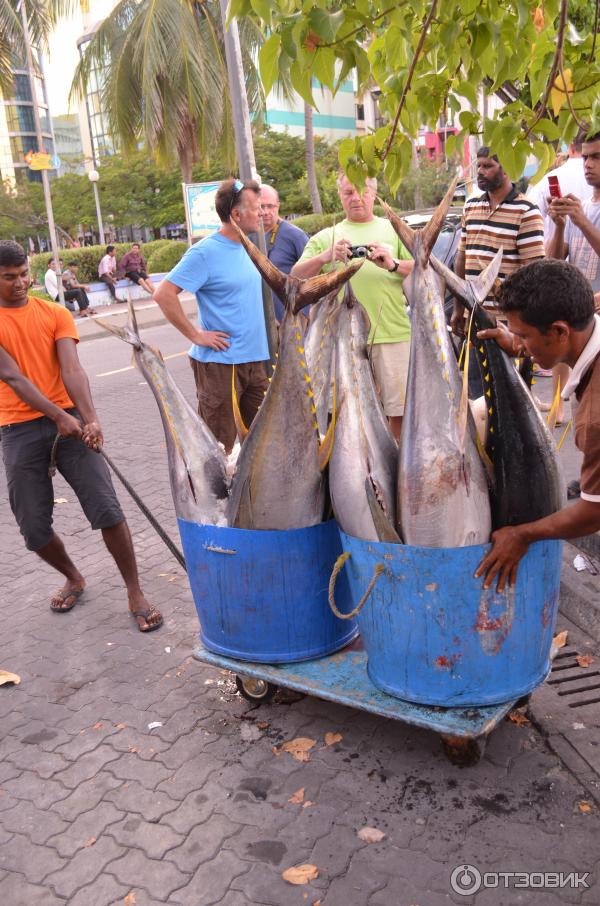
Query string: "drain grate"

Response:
xmin=547 ymin=647 xmax=600 ymax=708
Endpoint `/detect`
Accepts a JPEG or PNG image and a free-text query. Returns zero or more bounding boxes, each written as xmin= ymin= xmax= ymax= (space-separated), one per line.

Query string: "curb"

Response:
xmin=559 ymin=541 xmax=600 ymax=643
xmin=76 ymin=295 xmax=197 ymax=343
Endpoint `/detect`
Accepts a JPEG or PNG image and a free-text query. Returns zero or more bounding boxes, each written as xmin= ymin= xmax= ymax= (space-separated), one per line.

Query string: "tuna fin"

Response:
xmin=295 ymin=263 xmax=363 ymax=314
xmin=93 ymin=315 xmax=141 ymax=348
xmin=457 ymin=307 xmax=476 ymax=451
xmin=380 ymin=177 xmax=458 ymax=265
xmin=318 ymin=378 xmax=337 ymax=471
xmin=547 ymin=375 xmax=562 ymax=430
xmin=430 ymin=248 xmax=503 ymax=309
xmin=232 ymin=219 xmax=362 ymax=314
xmin=231 ymin=220 xmax=289 ymax=298
xmin=231 ymin=366 xmax=249 ymax=443
xmin=231 ymin=476 xmax=253 ymax=528
xmin=365 ymin=477 xmax=402 ymax=544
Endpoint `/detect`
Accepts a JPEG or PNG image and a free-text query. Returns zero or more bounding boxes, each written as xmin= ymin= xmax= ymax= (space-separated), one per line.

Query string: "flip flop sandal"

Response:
xmin=131 ymin=607 xmax=163 ymax=633
xmin=50 ymin=587 xmax=84 ymax=613
xmin=567 ymin=480 xmax=581 ymax=500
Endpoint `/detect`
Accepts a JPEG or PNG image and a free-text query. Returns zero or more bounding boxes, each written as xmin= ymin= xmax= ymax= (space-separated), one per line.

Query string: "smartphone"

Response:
xmin=548 ymin=175 xmax=562 ymax=198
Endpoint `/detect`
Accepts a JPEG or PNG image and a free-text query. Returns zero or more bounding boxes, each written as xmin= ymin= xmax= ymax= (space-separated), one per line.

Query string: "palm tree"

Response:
xmin=71 ymin=0 xmax=264 ymax=183
xmin=0 ymin=0 xmax=54 ymax=93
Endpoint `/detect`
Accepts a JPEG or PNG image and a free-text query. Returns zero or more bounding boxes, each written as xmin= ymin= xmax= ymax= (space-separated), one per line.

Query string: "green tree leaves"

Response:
xmin=241 ymin=0 xmax=600 ymax=185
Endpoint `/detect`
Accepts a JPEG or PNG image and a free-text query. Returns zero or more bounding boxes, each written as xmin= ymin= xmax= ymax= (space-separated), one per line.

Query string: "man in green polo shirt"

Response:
xmin=291 ymin=173 xmax=413 ymax=440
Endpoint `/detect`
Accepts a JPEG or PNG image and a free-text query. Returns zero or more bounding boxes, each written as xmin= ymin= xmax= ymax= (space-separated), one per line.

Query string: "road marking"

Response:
xmin=96 ymin=350 xmax=187 ymax=377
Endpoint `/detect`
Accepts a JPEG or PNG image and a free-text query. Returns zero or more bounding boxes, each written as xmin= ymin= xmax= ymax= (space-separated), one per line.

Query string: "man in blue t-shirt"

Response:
xmin=260 ymin=184 xmax=308 ymax=321
xmin=153 ymin=178 xmax=269 ymax=452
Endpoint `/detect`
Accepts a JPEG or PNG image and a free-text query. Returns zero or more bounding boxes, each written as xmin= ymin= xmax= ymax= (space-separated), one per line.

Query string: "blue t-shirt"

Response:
xmin=167 ymin=232 xmax=269 ymax=364
xmin=266 ymin=220 xmax=308 ymax=321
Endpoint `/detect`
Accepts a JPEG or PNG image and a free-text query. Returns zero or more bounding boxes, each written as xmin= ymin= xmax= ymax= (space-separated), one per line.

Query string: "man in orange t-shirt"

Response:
xmin=0 ymin=240 xmax=162 ymax=631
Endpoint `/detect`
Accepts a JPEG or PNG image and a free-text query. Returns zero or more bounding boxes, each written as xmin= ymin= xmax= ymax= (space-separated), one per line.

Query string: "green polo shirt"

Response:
xmin=298 ymin=216 xmax=412 ymax=344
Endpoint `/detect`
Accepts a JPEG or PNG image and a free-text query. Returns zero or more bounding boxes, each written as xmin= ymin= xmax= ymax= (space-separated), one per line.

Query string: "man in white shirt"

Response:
xmin=44 ymin=259 xmax=91 ymax=316
xmin=98 ymin=245 xmax=122 ymax=302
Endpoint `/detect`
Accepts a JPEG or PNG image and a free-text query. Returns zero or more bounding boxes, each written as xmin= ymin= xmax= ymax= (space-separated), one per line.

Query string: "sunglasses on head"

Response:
xmin=230 ymin=178 xmax=244 ymax=216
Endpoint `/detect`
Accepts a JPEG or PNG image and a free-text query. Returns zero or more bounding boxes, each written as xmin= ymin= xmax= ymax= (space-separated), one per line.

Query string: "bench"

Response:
xmin=85 ymin=273 xmax=167 ymax=308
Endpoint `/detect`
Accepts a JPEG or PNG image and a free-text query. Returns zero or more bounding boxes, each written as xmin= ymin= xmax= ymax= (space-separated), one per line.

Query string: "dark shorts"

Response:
xmin=1 ymin=410 xmax=124 ymax=551
xmin=125 ymin=271 xmax=149 ymax=285
xmin=189 ymin=358 xmax=268 ymax=451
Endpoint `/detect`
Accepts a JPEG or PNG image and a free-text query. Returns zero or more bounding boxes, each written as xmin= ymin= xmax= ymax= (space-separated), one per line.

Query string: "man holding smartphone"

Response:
xmin=547 ymin=131 xmax=600 ymax=306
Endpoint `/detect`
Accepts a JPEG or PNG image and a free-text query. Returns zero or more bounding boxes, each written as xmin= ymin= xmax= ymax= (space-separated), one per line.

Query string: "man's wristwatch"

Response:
xmin=388 ymin=259 xmax=400 ymax=273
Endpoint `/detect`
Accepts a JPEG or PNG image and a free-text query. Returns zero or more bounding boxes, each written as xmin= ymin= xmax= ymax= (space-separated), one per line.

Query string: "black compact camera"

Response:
xmin=348 ymin=244 xmax=372 ymax=259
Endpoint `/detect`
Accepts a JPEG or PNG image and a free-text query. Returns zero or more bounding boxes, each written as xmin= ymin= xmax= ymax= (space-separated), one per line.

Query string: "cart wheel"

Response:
xmin=441 ymin=734 xmax=487 ymax=766
xmin=236 ymin=675 xmax=278 ymax=704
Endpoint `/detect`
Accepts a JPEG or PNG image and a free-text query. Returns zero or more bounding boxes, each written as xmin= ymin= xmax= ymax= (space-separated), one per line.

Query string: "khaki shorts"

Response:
xmin=370 ymin=341 xmax=410 ymax=417
xmin=189 ymin=358 xmax=268 ymax=451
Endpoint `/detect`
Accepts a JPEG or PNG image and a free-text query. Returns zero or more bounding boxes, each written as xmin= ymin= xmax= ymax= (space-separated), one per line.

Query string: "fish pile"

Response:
xmin=102 ymin=184 xmax=563 ymax=549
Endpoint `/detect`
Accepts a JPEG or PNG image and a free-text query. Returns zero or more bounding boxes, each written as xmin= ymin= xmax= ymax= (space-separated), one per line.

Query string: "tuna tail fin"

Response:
xmin=94 ymin=300 xmax=144 ymax=349
xmin=295 ymin=262 xmax=363 ymax=313
xmin=231 ymin=220 xmax=289 ymax=298
xmin=380 ymin=176 xmax=458 ymax=265
xmin=231 ymin=218 xmax=363 ymax=315
xmin=430 ymin=248 xmax=503 ymax=309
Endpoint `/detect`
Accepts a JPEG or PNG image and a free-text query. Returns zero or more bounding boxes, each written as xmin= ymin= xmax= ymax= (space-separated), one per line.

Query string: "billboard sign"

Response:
xmin=182 ymin=181 xmax=221 ymax=243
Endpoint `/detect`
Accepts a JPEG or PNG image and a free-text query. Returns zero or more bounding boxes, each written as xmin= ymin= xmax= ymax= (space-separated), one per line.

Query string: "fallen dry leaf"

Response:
xmin=303 ymin=801 xmax=314 ymax=808
xmin=0 ymin=670 xmax=21 ymax=686
xmin=553 ymin=630 xmax=568 ymax=649
xmin=508 ymin=711 xmax=531 ymax=726
xmin=324 ymin=732 xmax=343 ymax=747
xmin=288 ymin=788 xmax=305 ymax=804
xmin=271 ymin=746 xmax=282 ymax=757
xmin=257 ymin=721 xmax=270 ymax=730
xmin=128 ymin=746 xmax=138 ymax=754
xmin=282 ymin=864 xmax=319 ymax=885
xmin=124 ymin=893 xmax=136 ymax=906
xmin=83 ymin=837 xmax=96 ymax=848
xmin=54 ymin=497 xmax=68 ymax=504
xmin=357 ymin=826 xmax=386 ymax=844
xmin=576 ymin=654 xmax=594 ymax=668
xmin=312 ymin=901 xmax=322 ymax=906
xmin=281 ymin=737 xmax=316 ymax=762
xmin=579 ymin=801 xmax=593 ymax=813
xmin=93 ymin=722 xmax=103 ymax=730
xmin=116 ymin=724 xmax=127 ymax=730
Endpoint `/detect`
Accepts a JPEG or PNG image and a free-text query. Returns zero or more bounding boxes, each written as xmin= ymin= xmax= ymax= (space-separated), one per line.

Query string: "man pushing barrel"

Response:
xmin=476 ymin=258 xmax=600 ymax=591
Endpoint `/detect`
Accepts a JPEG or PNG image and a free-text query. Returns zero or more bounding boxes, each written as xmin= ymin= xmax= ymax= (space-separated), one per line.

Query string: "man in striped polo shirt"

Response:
xmin=450 ymin=147 xmax=545 ymax=335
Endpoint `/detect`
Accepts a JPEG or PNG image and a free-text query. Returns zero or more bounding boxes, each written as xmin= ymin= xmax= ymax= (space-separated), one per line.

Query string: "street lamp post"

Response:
xmin=18 ymin=0 xmax=65 ymax=306
xmin=88 ymin=169 xmax=105 ymax=245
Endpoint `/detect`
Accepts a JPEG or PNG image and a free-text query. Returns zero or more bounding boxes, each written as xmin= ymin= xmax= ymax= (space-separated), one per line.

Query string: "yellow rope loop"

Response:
xmin=328 ymin=553 xmax=386 ymax=620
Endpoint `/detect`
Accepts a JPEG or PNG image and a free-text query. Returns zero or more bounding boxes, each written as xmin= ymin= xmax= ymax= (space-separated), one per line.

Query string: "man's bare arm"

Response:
xmin=56 ymin=338 xmax=101 ymax=447
xmin=0 ymin=345 xmax=82 ymax=437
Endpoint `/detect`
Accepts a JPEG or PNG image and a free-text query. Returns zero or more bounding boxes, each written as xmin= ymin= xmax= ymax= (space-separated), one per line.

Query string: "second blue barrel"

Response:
xmin=179 ymin=519 xmax=357 ymax=663
xmin=336 ymin=533 xmax=563 ymax=706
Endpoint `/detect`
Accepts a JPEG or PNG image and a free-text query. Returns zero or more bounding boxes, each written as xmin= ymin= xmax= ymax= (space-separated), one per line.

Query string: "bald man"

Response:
xmin=259 ymin=185 xmax=308 ymax=321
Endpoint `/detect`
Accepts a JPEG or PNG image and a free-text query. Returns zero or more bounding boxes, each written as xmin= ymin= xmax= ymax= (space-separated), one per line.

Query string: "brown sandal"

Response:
xmin=130 ymin=606 xmax=163 ymax=632
xmin=50 ymin=588 xmax=84 ymax=612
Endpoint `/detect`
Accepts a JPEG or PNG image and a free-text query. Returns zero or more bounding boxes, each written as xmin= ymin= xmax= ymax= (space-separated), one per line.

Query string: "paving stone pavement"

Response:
xmin=0 ymin=324 xmax=599 ymax=906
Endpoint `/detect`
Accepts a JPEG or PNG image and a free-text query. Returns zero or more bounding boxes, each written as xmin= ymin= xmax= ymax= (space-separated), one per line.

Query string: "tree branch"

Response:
xmin=320 ymin=5 xmax=402 ymax=48
xmin=590 ymin=0 xmax=599 ymax=63
xmin=522 ymin=0 xmax=569 ymax=140
xmin=559 ymin=57 xmax=588 ymax=130
xmin=382 ymin=0 xmax=438 ymax=161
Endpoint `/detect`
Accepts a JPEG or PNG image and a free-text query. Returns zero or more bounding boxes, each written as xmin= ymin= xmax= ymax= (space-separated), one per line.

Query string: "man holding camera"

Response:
xmin=291 ymin=173 xmax=413 ymax=439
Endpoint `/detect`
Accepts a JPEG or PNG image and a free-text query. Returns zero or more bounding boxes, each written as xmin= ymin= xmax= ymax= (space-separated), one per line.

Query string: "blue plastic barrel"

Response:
xmin=336 ymin=532 xmax=563 ymax=706
xmin=178 ymin=519 xmax=358 ymax=663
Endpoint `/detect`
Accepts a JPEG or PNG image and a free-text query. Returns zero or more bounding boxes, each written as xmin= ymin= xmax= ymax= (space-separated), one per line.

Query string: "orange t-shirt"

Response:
xmin=0 ymin=296 xmax=79 ymax=426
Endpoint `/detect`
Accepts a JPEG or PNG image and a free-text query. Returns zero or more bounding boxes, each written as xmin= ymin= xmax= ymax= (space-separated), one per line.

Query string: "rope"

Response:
xmin=327 ymin=551 xmax=385 ymax=620
xmin=48 ymin=434 xmax=187 ymax=572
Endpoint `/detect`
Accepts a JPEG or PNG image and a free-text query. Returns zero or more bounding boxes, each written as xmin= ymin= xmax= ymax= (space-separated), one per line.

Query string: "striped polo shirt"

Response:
xmin=458 ymin=186 xmax=545 ymax=288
